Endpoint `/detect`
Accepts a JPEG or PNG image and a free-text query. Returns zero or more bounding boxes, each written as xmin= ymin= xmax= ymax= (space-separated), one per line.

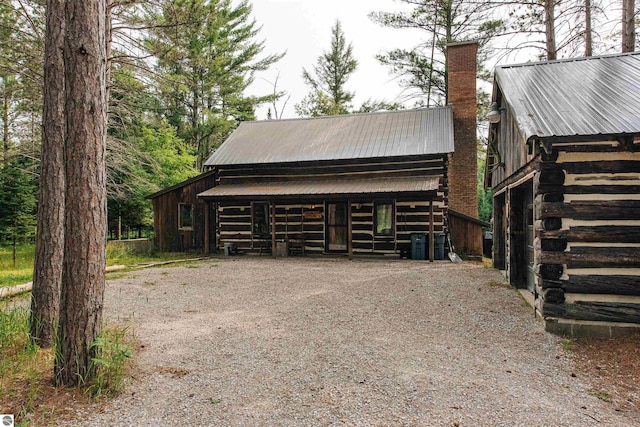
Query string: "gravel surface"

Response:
xmin=75 ymin=258 xmax=637 ymax=426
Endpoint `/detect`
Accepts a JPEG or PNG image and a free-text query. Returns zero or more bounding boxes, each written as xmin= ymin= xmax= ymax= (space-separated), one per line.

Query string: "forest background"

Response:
xmin=0 ymin=0 xmax=636 ymax=246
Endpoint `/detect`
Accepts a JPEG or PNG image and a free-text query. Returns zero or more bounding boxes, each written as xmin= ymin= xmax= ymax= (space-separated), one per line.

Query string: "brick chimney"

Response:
xmin=447 ymin=41 xmax=478 ymax=218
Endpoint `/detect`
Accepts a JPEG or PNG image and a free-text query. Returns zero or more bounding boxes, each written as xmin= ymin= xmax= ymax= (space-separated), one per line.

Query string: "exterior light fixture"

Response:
xmin=488 ymin=102 xmax=504 ymax=124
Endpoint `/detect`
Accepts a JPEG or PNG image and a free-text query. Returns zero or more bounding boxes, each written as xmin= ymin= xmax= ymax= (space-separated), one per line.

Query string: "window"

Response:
xmin=374 ymin=202 xmax=394 ymax=236
xmin=252 ymin=202 xmax=270 ymax=237
xmin=178 ymin=203 xmax=193 ymax=230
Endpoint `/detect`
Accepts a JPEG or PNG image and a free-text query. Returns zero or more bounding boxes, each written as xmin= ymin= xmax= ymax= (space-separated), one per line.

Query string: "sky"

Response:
xmin=247 ymin=0 xmax=421 ymax=120
xmin=246 ymin=0 xmax=626 ymax=121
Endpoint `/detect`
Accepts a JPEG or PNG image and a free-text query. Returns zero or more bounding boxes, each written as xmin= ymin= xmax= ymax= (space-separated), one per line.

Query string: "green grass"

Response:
xmin=0 ymin=305 xmax=53 ymax=422
xmin=0 ymin=303 xmax=134 ymax=423
xmin=0 ymin=242 xmax=197 ymax=288
xmin=0 ymin=244 xmax=35 ymax=288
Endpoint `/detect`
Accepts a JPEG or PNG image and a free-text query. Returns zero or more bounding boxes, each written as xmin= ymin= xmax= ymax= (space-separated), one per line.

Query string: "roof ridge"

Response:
xmin=496 ymin=51 xmax=640 ymax=71
xmin=239 ymin=106 xmax=453 ymax=124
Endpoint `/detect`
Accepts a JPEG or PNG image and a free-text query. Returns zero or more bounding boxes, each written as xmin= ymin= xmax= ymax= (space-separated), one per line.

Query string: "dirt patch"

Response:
xmin=573 ymin=333 xmax=640 ymax=415
xmin=155 ymin=366 xmax=191 ymax=378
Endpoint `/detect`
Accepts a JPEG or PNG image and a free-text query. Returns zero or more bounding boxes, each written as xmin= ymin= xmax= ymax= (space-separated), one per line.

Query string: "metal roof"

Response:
xmin=197 ymin=176 xmax=439 ymax=200
xmin=495 ymin=52 xmax=640 ymax=142
xmin=204 ymin=108 xmax=454 ymax=166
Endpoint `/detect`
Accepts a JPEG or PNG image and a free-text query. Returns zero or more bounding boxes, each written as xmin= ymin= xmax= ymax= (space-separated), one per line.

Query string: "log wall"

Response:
xmin=215 ymin=155 xmax=448 ymax=256
xmin=217 ymin=199 xmax=446 ymax=256
xmin=534 ymin=139 xmax=640 ymax=326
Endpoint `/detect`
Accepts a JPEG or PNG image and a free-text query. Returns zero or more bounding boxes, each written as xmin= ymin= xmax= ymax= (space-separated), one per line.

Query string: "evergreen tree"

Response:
xmin=0 ymin=155 xmax=37 ymax=265
xmin=295 ymin=20 xmax=358 ymax=117
xmin=370 ymin=0 xmax=505 ymax=106
xmin=144 ymin=0 xmax=283 ymax=168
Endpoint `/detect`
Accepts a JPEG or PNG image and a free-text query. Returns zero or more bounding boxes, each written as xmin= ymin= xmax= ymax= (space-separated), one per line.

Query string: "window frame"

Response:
xmin=374 ymin=201 xmax=395 ymax=237
xmin=251 ymin=202 xmax=271 ymax=238
xmin=178 ymin=203 xmax=194 ymax=231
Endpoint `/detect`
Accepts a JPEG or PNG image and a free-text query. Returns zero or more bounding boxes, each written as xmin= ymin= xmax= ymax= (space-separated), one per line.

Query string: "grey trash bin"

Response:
xmin=224 ymin=242 xmax=236 ymax=256
xmin=411 ymin=233 xmax=426 ymax=260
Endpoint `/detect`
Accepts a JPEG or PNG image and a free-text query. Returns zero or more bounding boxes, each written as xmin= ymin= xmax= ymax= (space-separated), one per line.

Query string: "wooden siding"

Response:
xmin=215 ymin=156 xmax=448 ymax=256
xmin=151 ymin=173 xmax=217 ymax=252
xmin=534 ymin=140 xmax=640 ymax=325
xmin=488 ymin=104 xmax=532 ymax=189
xmin=448 ymin=210 xmax=488 ymax=257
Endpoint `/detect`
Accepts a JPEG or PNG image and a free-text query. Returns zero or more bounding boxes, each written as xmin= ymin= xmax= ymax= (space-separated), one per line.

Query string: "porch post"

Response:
xmin=429 ymin=200 xmax=434 ymax=262
xmin=271 ymin=201 xmax=276 ymax=258
xmin=204 ymin=201 xmax=210 ymax=254
xmin=348 ymin=200 xmax=353 ymax=260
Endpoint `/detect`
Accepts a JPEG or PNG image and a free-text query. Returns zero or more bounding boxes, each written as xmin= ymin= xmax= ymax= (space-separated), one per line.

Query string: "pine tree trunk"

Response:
xmin=622 ymin=0 xmax=636 ymax=53
xmin=3 ymin=89 xmax=9 ymax=161
xmin=30 ymin=0 xmax=66 ymax=349
xmin=545 ymin=0 xmax=557 ymax=60
xmin=55 ymin=0 xmax=107 ymax=387
xmin=585 ymin=0 xmax=593 ymax=57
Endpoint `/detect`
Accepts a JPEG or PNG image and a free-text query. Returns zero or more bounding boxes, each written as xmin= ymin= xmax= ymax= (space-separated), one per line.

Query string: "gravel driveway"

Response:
xmin=76 ymin=258 xmax=636 ymax=426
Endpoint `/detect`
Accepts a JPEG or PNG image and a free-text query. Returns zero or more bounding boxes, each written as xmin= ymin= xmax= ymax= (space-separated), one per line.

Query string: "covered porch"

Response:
xmin=198 ymin=176 xmax=445 ymax=260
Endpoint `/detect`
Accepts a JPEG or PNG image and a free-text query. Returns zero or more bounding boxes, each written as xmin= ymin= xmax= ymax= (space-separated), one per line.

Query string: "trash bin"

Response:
xmin=411 ymin=233 xmax=426 ymax=260
xmin=276 ymin=241 xmax=288 ymax=257
xmin=434 ymin=231 xmax=445 ymax=260
xmin=223 ymin=242 xmax=236 ymax=256
xmin=483 ymin=231 xmax=493 ymax=258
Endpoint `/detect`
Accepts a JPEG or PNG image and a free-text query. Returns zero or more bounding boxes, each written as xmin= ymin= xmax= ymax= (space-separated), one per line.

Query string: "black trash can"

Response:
xmin=411 ymin=233 xmax=427 ymax=260
xmin=434 ymin=231 xmax=445 ymax=260
xmin=483 ymin=231 xmax=493 ymax=258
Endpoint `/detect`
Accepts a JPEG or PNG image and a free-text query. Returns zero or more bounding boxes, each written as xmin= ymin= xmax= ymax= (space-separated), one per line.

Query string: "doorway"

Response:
xmin=326 ymin=202 xmax=348 ymax=252
xmin=509 ymin=180 xmax=534 ymax=291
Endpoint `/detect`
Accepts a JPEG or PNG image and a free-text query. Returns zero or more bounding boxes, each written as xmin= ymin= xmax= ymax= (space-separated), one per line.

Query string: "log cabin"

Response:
xmin=148 ymin=41 xmax=483 ymax=258
xmin=485 ymin=52 xmax=640 ymax=336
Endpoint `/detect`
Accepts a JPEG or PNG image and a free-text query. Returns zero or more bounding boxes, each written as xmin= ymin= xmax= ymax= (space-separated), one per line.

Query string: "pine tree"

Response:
xmin=0 ymin=155 xmax=37 ymax=266
xmin=144 ymin=0 xmax=283 ymax=168
xmin=370 ymin=0 xmax=505 ymax=106
xmin=295 ymin=20 xmax=358 ymax=117
xmin=54 ymin=0 xmax=108 ymax=387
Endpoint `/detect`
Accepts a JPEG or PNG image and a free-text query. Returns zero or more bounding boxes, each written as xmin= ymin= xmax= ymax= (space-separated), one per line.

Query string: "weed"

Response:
xmin=0 ymin=306 xmax=53 ymax=421
xmin=85 ymin=326 xmax=133 ymax=398
xmin=142 ymin=281 xmax=156 ymax=286
xmin=1 ymin=304 xmax=135 ymax=423
xmin=588 ymin=389 xmax=611 ymax=402
xmin=561 ymin=338 xmax=574 ymax=352
xmin=486 ymin=279 xmax=509 ymax=288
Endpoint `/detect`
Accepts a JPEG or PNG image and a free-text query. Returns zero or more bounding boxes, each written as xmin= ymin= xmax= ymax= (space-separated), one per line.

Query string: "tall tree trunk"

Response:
xmin=3 ymin=87 xmax=9 ymax=160
xmin=12 ymin=234 xmax=16 ymax=268
xmin=545 ymin=0 xmax=557 ymax=60
xmin=585 ymin=0 xmax=593 ymax=56
xmin=55 ymin=0 xmax=107 ymax=387
xmin=30 ymin=0 xmax=66 ymax=348
xmin=622 ymin=0 xmax=636 ymax=52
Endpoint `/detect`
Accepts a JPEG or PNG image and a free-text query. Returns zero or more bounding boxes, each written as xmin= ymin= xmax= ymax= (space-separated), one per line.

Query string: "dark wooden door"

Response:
xmin=326 ymin=202 xmax=348 ymax=252
xmin=509 ymin=180 xmax=534 ymax=291
xmin=525 ymin=197 xmax=535 ymax=292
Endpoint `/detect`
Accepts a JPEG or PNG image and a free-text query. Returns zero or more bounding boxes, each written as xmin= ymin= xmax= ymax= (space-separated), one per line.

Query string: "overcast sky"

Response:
xmin=247 ymin=0 xmax=421 ymax=119
xmin=246 ymin=0 xmax=626 ymax=120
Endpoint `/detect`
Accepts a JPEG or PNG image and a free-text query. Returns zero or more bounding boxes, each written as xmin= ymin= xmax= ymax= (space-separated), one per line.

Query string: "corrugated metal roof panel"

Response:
xmin=197 ymin=176 xmax=439 ymax=199
xmin=204 ymin=108 xmax=454 ymax=166
xmin=496 ymin=52 xmax=640 ymax=141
